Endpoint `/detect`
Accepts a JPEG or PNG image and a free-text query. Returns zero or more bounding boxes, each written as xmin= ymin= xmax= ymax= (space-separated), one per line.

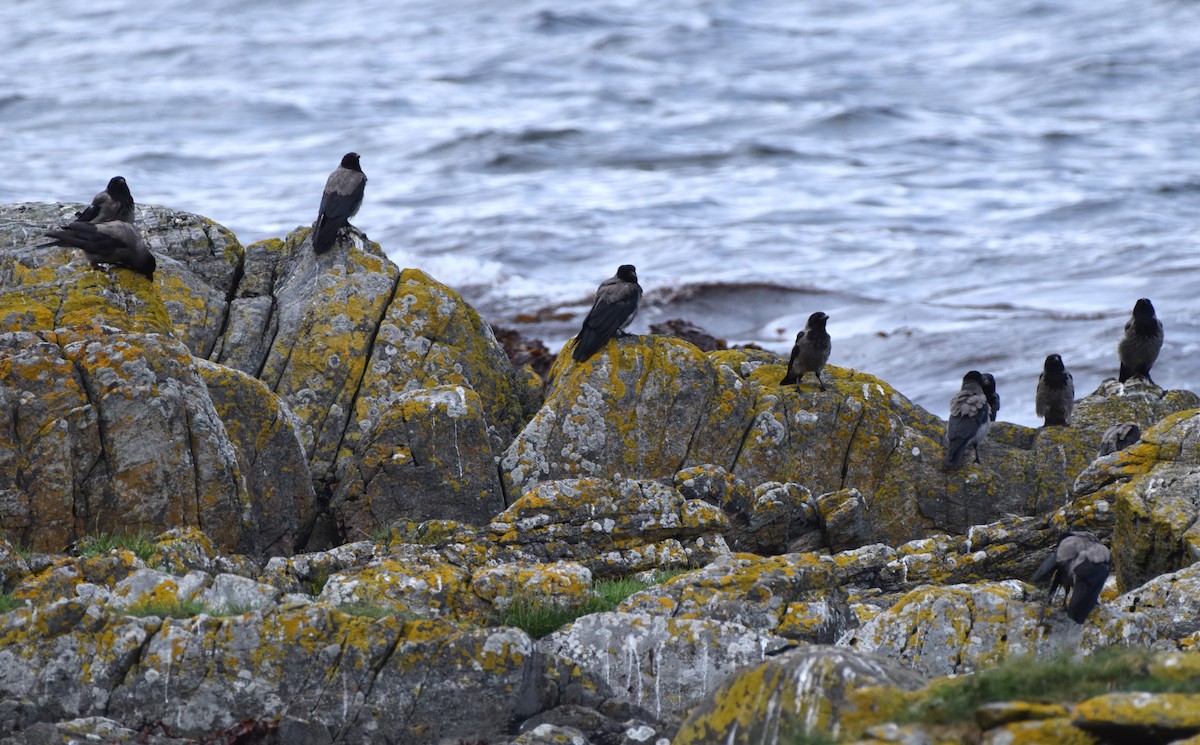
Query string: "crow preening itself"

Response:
xmin=43 ymin=220 xmax=156 ymax=280
xmin=1117 ymin=298 xmax=1163 ymax=384
xmin=980 ymin=373 xmax=1000 ymax=422
xmin=1036 ymin=354 xmax=1074 ymax=426
xmin=780 ymin=312 xmax=831 ymax=392
xmin=1032 ymin=531 xmax=1111 ymax=624
xmin=943 ymin=370 xmax=990 ymax=469
xmin=76 ymin=176 xmax=135 ymax=225
xmin=571 ymin=264 xmax=642 ymax=362
xmin=1098 ymin=422 xmax=1141 ymax=457
xmin=313 ymin=152 xmax=367 ymax=255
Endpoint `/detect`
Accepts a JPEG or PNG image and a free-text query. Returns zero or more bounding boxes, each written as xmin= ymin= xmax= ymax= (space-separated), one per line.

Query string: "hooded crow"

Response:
xmin=1118 ymin=298 xmax=1163 ymax=384
xmin=1098 ymin=422 xmax=1141 ymax=457
xmin=572 ymin=264 xmax=642 ymax=362
xmin=1032 ymin=531 xmax=1111 ymax=624
xmin=981 ymin=373 xmax=1000 ymax=422
xmin=313 ymin=152 xmax=367 ymax=254
xmin=76 ymin=176 xmax=135 ymax=224
xmin=43 ymin=220 xmax=156 ymax=279
xmin=944 ymin=370 xmax=990 ymax=468
xmin=780 ymin=312 xmax=831 ymax=392
xmin=1036 ymin=354 xmax=1074 ymax=426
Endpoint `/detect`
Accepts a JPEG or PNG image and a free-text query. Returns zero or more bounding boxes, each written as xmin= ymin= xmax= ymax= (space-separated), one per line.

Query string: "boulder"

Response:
xmin=0 ymin=203 xmax=241 ymax=358
xmin=1076 ymin=409 xmax=1200 ymax=591
xmin=539 ymin=611 xmax=791 ymax=723
xmin=672 ymin=645 xmax=927 ymax=745
xmin=503 ymin=344 xmax=1191 ymax=552
xmin=617 ymin=552 xmax=852 ymax=643
xmin=332 ymin=384 xmax=506 ymax=537
xmin=0 ymin=326 xmax=295 ymax=558
xmin=501 ymin=336 xmax=757 ymax=497
xmin=838 ymin=580 xmax=1055 ymax=677
xmin=487 ymin=477 xmax=731 ymax=578
xmin=248 ymin=227 xmax=399 ymax=485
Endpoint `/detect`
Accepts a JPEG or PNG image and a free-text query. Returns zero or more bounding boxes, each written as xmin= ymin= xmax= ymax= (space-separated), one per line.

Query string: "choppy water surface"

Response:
xmin=2 ymin=0 xmax=1199 ymax=424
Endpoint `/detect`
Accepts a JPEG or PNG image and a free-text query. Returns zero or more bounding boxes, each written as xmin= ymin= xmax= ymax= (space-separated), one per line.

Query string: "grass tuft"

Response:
xmin=0 ymin=592 xmax=19 ymax=614
xmin=76 ymin=531 xmax=158 ymax=562
xmin=122 ymin=598 xmax=207 ymax=619
xmin=498 ymin=573 xmax=680 ymax=639
xmin=903 ymin=647 xmax=1200 ymax=726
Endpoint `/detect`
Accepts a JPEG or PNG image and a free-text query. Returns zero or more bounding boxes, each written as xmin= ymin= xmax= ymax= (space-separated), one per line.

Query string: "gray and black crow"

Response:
xmin=1036 ymin=354 xmax=1074 ymax=426
xmin=76 ymin=176 xmax=134 ymax=224
xmin=43 ymin=220 xmax=156 ymax=279
xmin=572 ymin=264 xmax=642 ymax=362
xmin=981 ymin=372 xmax=1000 ymax=422
xmin=1118 ymin=298 xmax=1163 ymax=384
xmin=780 ymin=312 xmax=831 ymax=392
xmin=1032 ymin=531 xmax=1111 ymax=624
xmin=944 ymin=370 xmax=990 ymax=468
xmin=1098 ymin=422 xmax=1141 ymax=457
xmin=313 ymin=152 xmax=367 ymax=254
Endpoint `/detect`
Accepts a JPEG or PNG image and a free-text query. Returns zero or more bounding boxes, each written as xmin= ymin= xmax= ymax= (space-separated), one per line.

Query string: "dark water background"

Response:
xmin=3 ymin=0 xmax=1199 ymax=425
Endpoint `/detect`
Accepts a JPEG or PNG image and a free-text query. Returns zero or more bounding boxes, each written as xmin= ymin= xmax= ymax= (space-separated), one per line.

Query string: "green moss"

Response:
xmin=75 ymin=531 xmax=158 ymax=562
xmin=0 ymin=592 xmax=18 ymax=613
xmin=903 ymin=647 xmax=1200 ymax=727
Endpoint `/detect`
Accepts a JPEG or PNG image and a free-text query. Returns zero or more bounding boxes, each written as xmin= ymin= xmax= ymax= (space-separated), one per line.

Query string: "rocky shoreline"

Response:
xmin=2 ymin=204 xmax=1199 ymax=744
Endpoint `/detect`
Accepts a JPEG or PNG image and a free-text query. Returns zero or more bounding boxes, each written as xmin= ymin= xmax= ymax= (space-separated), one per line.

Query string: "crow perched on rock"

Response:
xmin=571 ymin=264 xmax=642 ymax=362
xmin=780 ymin=312 xmax=831 ymax=392
xmin=1032 ymin=531 xmax=1111 ymax=624
xmin=313 ymin=152 xmax=367 ymax=254
xmin=944 ymin=370 xmax=991 ymax=468
xmin=981 ymin=372 xmax=1000 ymax=422
xmin=1098 ymin=422 xmax=1141 ymax=457
xmin=43 ymin=220 xmax=156 ymax=279
xmin=1118 ymin=298 xmax=1163 ymax=384
xmin=1036 ymin=354 xmax=1074 ymax=426
xmin=76 ymin=176 xmax=135 ymax=224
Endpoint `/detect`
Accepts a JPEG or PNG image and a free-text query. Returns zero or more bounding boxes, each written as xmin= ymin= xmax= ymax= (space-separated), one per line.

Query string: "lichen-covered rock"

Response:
xmin=1072 ymin=378 xmax=1200 ymax=446
xmin=0 ymin=716 xmax=198 ymax=745
xmin=745 ymin=480 xmax=819 ymax=555
xmin=260 ymin=540 xmax=383 ymax=595
xmin=0 ymin=326 xmax=295 ymax=558
xmin=617 ymin=552 xmax=852 ymax=643
xmin=249 ymin=228 xmax=399 ymax=486
xmin=1077 ymin=409 xmax=1200 ymax=591
xmin=471 ymin=560 xmax=594 ymax=613
xmin=975 ymin=701 xmax=1071 ymax=730
xmin=838 ymin=581 xmax=1056 ymax=677
xmin=1071 ymin=692 xmax=1200 ymax=740
xmin=539 ymin=611 xmax=792 ymax=722
xmin=1090 ymin=561 xmax=1200 ymax=650
xmin=316 ymin=546 xmax=481 ymax=620
xmin=333 ymin=384 xmax=506 ymax=535
xmin=487 ymin=477 xmax=730 ymax=578
xmin=980 ymin=717 xmax=1098 ymax=745
xmin=672 ymin=645 xmax=927 ymax=745
xmin=0 ymin=203 xmax=242 ymax=358
xmin=196 ymin=358 xmax=314 ymax=555
xmin=10 ymin=551 xmax=144 ymax=607
xmin=215 ymin=231 xmax=526 ymax=539
xmin=502 ymin=337 xmax=757 ymax=497
xmin=0 ymin=593 xmax=614 ymax=744
xmin=150 ymin=527 xmax=261 ymax=578
xmin=338 ymin=267 xmax=528 ymax=466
